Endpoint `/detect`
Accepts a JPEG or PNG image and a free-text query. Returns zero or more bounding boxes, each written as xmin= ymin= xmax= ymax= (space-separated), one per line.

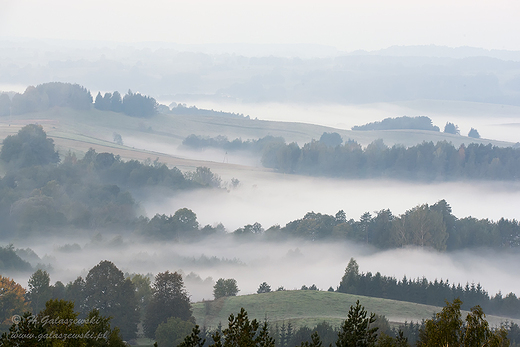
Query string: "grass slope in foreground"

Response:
xmin=192 ymin=290 xmax=518 ymax=330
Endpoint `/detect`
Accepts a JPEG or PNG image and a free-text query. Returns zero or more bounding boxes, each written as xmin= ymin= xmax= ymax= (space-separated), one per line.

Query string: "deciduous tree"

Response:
xmin=417 ymin=298 xmax=509 ymax=347
xmin=0 ymin=124 xmax=60 ymax=168
xmin=213 ymin=279 xmax=239 ymax=299
xmin=144 ymin=271 xmax=193 ymax=339
xmin=84 ymin=260 xmax=139 ymax=340
xmin=0 ymin=276 xmax=29 ymax=331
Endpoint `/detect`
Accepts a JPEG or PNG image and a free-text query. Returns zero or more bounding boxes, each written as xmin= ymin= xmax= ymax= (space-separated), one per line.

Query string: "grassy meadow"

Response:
xmin=192 ymin=290 xmax=519 ymax=330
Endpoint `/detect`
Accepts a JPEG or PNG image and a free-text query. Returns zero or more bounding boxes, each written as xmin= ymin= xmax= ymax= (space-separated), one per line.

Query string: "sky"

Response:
xmin=1 ymin=0 xmax=519 ymax=52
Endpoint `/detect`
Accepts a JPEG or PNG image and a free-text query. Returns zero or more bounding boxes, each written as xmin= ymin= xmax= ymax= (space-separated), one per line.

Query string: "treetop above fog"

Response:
xmin=0 ymin=124 xmax=60 ymax=169
xmin=4 ymin=82 xmax=160 ymax=118
xmin=352 ymin=116 xmax=440 ymax=132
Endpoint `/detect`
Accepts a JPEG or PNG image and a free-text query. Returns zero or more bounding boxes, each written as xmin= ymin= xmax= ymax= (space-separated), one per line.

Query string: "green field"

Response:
xmin=192 ymin=290 xmax=519 ymax=331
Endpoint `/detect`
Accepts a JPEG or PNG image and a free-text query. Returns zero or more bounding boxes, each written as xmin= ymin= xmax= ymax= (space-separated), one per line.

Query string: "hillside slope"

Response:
xmin=0 ymin=107 xmax=513 ymax=169
xmin=192 ymin=290 xmax=519 ymax=330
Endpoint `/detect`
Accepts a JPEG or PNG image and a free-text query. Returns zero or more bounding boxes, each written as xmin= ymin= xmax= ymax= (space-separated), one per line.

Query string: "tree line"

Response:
xmin=161 ymin=300 xmax=513 ymax=347
xmin=230 ymin=199 xmax=520 ymax=252
xmin=94 ymin=89 xmax=158 ymax=118
xmin=182 ymin=134 xmax=285 ymax=153
xmin=261 ymin=137 xmax=520 ymax=180
xmin=338 ymin=258 xmax=520 ymax=320
xmin=169 ymin=103 xmax=249 ymax=119
xmin=351 ymin=116 xmax=441 ymax=132
xmin=183 ymin=132 xmax=515 ymax=181
xmin=351 ymin=116 xmax=481 ymax=139
xmin=0 ymin=82 xmax=159 ymax=118
xmin=0 ymin=82 xmax=261 ymax=119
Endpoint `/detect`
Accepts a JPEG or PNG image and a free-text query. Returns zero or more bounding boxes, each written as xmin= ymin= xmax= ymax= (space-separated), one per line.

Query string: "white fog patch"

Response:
xmin=122 ymin=135 xmax=262 ymax=168
xmin=9 ymin=235 xmax=520 ymax=303
xmin=143 ymin=173 xmax=520 ymax=232
xmin=357 ymin=247 xmax=520 ymax=298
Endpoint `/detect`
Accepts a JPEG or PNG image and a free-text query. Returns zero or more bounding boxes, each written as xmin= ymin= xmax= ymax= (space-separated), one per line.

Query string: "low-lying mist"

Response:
xmin=143 ymin=172 xmax=520 ymax=233
xmin=172 ymin=100 xmax=520 ymax=144
xmin=10 ymin=234 xmax=520 ymax=304
xmin=123 ymin=135 xmax=263 ymax=168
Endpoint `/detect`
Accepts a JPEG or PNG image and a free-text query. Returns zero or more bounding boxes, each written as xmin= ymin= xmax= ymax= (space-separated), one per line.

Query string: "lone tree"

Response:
xmin=443 ymin=122 xmax=460 ymax=135
xmin=213 ymin=278 xmax=239 ymax=299
xmin=336 ymin=300 xmax=378 ymax=347
xmin=257 ymin=282 xmax=272 ymax=294
xmin=144 ymin=271 xmax=193 ymax=338
xmin=468 ymin=128 xmax=481 ymax=138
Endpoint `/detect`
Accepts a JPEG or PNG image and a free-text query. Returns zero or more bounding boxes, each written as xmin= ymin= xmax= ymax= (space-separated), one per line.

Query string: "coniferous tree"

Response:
xmin=336 ymin=300 xmax=378 ymax=347
xmin=209 ymin=308 xmax=275 ymax=347
xmin=338 ymin=258 xmax=360 ymax=294
xmin=26 ymin=269 xmax=52 ymax=314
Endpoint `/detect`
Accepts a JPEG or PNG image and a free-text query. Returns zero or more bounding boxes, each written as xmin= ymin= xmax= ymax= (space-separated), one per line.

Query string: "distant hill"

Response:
xmin=0 ymin=106 xmax=514 ymax=173
xmin=353 ymin=45 xmax=520 ymax=61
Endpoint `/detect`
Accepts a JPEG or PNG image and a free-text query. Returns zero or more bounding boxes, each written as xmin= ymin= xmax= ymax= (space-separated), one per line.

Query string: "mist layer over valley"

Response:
xmin=2 ymin=44 xmax=520 ymax=344
xmin=1 ymin=86 xmax=520 ymax=309
xmin=8 ymin=229 xmax=520 ymax=305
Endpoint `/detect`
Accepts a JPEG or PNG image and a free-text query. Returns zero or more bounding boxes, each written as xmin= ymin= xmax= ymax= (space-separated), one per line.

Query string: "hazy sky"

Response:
xmin=1 ymin=0 xmax=519 ymax=52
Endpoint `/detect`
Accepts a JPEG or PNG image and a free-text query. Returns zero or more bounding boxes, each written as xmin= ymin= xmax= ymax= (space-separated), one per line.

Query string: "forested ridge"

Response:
xmin=262 ymin=138 xmax=520 ymax=180
xmin=351 ymin=116 xmax=441 ymax=132
xmin=182 ymin=133 xmax=520 ymax=181
xmin=0 ymin=82 xmax=159 ymax=118
xmin=0 ymin=81 xmax=251 ymax=119
xmin=0 ymin=124 xmax=223 ymax=239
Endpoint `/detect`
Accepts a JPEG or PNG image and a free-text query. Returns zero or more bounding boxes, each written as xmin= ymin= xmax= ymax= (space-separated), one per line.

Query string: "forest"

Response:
xmin=1 ymin=258 xmax=519 ymax=346
xmin=0 ymin=124 xmax=223 ymax=239
xmin=0 ymin=82 xmax=158 ymax=118
xmin=182 ymin=132 xmax=520 ymax=180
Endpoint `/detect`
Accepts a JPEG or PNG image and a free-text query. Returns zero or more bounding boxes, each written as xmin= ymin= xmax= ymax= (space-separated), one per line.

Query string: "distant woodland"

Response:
xmin=261 ymin=138 xmax=520 ymax=180
xmin=0 ymin=82 xmax=159 ymax=118
xmin=0 ymin=82 xmax=252 ymax=119
xmin=0 ymin=124 xmax=222 ymax=239
xmin=339 ymin=258 xmax=520 ymax=318
xmin=351 ymin=116 xmax=441 ymax=132
xmin=183 ymin=132 xmax=520 ymax=181
xmin=2 ymin=125 xmax=519 ymax=253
